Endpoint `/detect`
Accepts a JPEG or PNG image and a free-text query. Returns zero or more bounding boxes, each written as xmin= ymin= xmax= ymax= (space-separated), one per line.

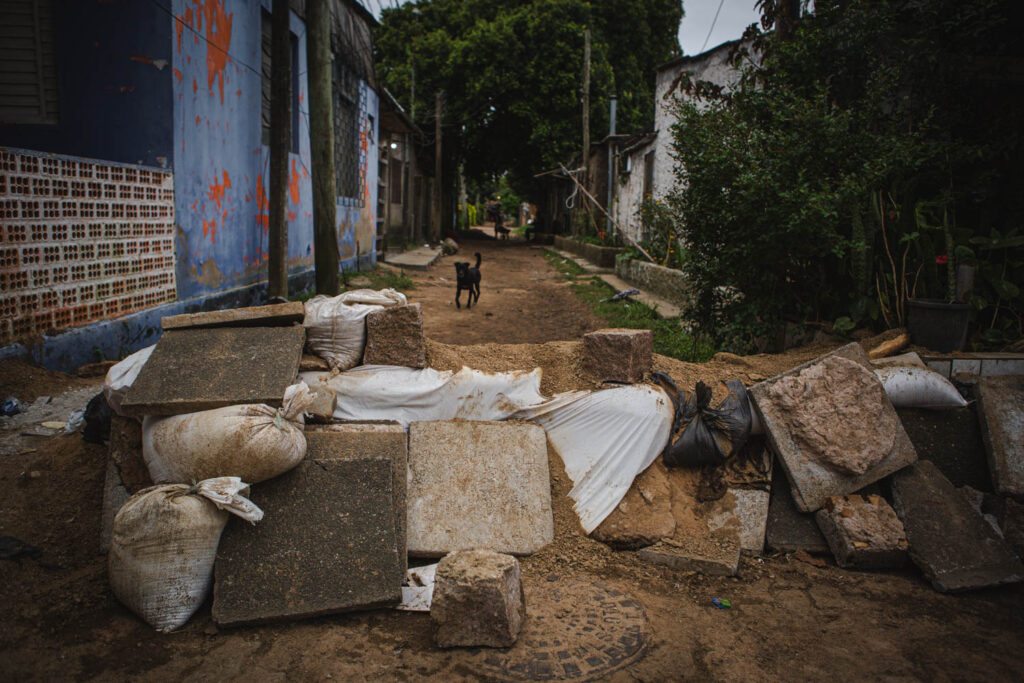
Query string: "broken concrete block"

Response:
xmin=305 ymin=422 xmax=408 ymax=572
xmin=1002 ymin=498 xmax=1024 ymax=559
xmin=363 ymin=303 xmax=427 ymax=368
xmin=638 ymin=468 xmax=741 ymax=576
xmin=582 ymin=328 xmax=652 ymax=384
xmin=213 ymin=458 xmax=403 ymax=626
xmin=732 ymin=488 xmax=770 ymax=554
xmin=160 ymin=301 xmax=304 ymax=330
xmin=891 ymin=460 xmax=1024 ymax=592
xmin=750 ymin=343 xmax=917 ymax=512
xmin=108 ymin=414 xmax=150 ymax=493
xmin=431 ymin=549 xmax=525 ymax=648
xmin=99 ymin=459 xmax=130 ymax=554
xmin=898 ymin=406 xmax=992 ymax=490
xmin=591 ymin=459 xmax=675 ymax=549
xmin=975 ymin=376 xmax=1024 ymax=497
xmin=407 ymin=421 xmax=553 ymax=557
xmin=766 ymin=469 xmax=830 ymax=554
xmin=120 ymin=327 xmax=304 ymax=417
xmin=814 ymin=495 xmax=909 ymax=569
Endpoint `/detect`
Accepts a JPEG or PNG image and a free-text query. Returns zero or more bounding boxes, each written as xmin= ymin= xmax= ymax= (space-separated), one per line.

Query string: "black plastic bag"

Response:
xmin=652 ymin=373 xmax=752 ymax=468
xmin=82 ymin=392 xmax=112 ymax=444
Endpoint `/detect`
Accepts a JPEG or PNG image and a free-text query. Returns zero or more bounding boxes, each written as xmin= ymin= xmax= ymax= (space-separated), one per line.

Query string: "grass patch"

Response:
xmin=544 ymin=249 xmax=715 ymax=362
xmin=352 ymin=267 xmax=415 ymax=292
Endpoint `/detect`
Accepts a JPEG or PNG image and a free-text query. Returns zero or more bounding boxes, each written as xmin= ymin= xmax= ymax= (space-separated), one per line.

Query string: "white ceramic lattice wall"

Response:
xmin=0 ymin=148 xmax=177 ymax=346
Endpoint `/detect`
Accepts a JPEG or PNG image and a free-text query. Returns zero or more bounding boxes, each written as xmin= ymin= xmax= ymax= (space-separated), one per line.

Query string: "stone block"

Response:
xmin=732 ymin=488 xmax=770 ymax=554
xmin=161 ymin=301 xmax=304 ymax=330
xmin=213 ymin=458 xmax=403 ymax=626
xmin=305 ymin=422 xmax=408 ymax=572
xmin=407 ymin=421 xmax=553 ymax=557
xmin=766 ymin=469 xmax=830 ymax=554
xmin=891 ymin=460 xmax=1024 ymax=592
xmin=591 ymin=460 xmax=675 ymax=549
xmin=108 ymin=414 xmax=150 ymax=493
xmin=431 ymin=549 xmax=525 ymax=648
xmin=638 ymin=537 xmax=740 ymax=577
xmin=99 ymin=459 xmax=129 ymax=554
xmin=750 ymin=343 xmax=917 ymax=512
xmin=582 ymin=328 xmax=652 ymax=384
xmin=975 ymin=376 xmax=1024 ymax=497
xmin=120 ymin=326 xmax=304 ymax=417
xmin=815 ymin=494 xmax=908 ymax=569
xmin=363 ymin=303 xmax=427 ymax=368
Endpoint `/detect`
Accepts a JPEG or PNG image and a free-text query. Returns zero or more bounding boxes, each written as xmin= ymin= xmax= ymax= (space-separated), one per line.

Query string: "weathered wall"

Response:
xmin=171 ymin=0 xmax=377 ymax=300
xmin=612 ymin=139 xmax=655 ymax=246
xmin=0 ymin=0 xmax=173 ymax=168
xmin=615 ymin=258 xmax=691 ymax=309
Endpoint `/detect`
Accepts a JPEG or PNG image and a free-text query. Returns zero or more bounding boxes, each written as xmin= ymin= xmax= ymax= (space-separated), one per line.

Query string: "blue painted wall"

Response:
xmin=171 ymin=0 xmax=377 ymax=300
xmin=0 ymin=0 xmax=173 ymax=168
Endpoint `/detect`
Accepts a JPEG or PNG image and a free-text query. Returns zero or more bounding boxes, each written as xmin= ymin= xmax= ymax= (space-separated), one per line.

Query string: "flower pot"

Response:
xmin=906 ymin=298 xmax=971 ymax=353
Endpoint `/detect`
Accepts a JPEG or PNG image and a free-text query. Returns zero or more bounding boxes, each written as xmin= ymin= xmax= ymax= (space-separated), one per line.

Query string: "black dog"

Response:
xmin=455 ymin=252 xmax=482 ymax=309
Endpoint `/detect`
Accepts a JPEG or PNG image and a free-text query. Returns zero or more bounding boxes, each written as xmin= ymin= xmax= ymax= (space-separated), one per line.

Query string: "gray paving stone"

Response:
xmin=815 ymin=494 xmax=909 ymax=569
xmin=120 ymin=326 xmax=304 ymax=417
xmin=305 ymin=422 xmax=408 ymax=572
xmin=161 ymin=302 xmax=304 ymax=330
xmin=732 ymin=488 xmax=770 ymax=554
xmin=766 ymin=469 xmax=830 ymax=554
xmin=407 ymin=420 xmax=553 ymax=557
xmin=212 ymin=458 xmax=402 ymax=626
xmin=750 ymin=343 xmax=917 ymax=512
xmin=891 ymin=460 xmax=1024 ymax=592
xmin=975 ymin=376 xmax=1024 ymax=497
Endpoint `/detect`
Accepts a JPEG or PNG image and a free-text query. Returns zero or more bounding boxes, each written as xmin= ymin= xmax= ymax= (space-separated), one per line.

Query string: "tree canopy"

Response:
xmin=374 ymin=0 xmax=683 ymax=197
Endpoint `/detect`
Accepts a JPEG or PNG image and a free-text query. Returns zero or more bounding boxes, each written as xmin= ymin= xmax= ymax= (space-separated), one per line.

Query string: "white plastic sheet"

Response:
xmin=397 ymin=563 xmax=438 ymax=612
xmin=299 ymin=365 xmax=546 ymax=426
xmin=103 ymin=345 xmax=155 ymax=417
xmin=875 ymin=366 xmax=968 ymax=409
xmin=512 ymin=385 xmax=674 ymax=533
xmin=303 ymin=289 xmax=407 ymax=371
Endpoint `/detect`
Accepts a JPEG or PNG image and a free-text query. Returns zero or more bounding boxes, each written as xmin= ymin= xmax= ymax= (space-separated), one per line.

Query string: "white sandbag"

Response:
xmin=875 ymin=366 xmax=968 ymax=409
xmin=304 ymin=289 xmax=407 ymax=371
xmin=512 ymin=385 xmax=674 ymax=533
xmin=108 ymin=477 xmax=262 ymax=632
xmin=142 ymin=382 xmax=314 ymax=484
xmin=103 ymin=345 xmax=155 ymax=416
xmin=300 ymin=365 xmax=546 ymax=426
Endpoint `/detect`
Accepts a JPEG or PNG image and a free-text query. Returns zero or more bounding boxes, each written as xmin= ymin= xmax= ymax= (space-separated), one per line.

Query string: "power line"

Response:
xmin=149 ymin=0 xmax=264 ymax=79
xmin=700 ymin=0 xmax=726 ymax=53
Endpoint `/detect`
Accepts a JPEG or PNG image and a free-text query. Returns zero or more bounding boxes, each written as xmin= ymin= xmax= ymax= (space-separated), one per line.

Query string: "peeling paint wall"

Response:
xmin=172 ymin=0 xmax=377 ymax=300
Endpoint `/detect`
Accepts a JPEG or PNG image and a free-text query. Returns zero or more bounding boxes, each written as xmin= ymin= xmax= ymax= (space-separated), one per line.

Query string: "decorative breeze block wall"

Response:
xmin=0 ymin=148 xmax=177 ymax=346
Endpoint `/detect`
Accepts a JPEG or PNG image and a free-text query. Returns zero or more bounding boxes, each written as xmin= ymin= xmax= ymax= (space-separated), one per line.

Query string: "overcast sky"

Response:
xmin=364 ymin=1 xmax=761 ymax=58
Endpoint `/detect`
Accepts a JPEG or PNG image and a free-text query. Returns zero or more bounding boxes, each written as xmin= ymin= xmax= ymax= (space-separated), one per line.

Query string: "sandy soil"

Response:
xmin=1 ymin=240 xmax=1023 ymax=681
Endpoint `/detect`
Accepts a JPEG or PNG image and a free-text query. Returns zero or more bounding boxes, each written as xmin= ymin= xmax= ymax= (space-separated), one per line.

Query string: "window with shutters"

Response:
xmin=0 ymin=0 xmax=59 ymax=125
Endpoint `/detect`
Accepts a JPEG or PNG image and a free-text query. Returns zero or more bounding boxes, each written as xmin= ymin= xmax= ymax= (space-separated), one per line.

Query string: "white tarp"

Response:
xmin=103 ymin=345 xmax=155 ymax=417
xmin=397 ymin=563 xmax=438 ymax=612
xmin=299 ymin=365 xmax=546 ymax=426
xmin=512 ymin=385 xmax=674 ymax=534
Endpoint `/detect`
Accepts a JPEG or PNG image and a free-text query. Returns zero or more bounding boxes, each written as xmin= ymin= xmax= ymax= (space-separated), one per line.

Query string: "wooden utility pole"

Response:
xmin=308 ymin=0 xmax=340 ymax=295
xmin=578 ymin=27 xmax=591 ymax=235
xmin=268 ymin=0 xmax=291 ymax=299
xmin=432 ymin=91 xmax=443 ymax=242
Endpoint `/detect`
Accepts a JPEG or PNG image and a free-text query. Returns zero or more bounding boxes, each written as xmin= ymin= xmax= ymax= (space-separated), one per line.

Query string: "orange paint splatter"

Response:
xmin=173 ymin=68 xmax=183 ymax=82
xmin=288 ymin=158 xmax=301 ymax=205
xmin=195 ymin=115 xmax=201 ymax=126
xmin=207 ymin=169 xmax=231 ymax=210
xmin=236 ymin=88 xmax=242 ymax=98
xmin=255 ymin=174 xmax=270 ymax=230
xmin=202 ymin=218 xmax=217 ymax=241
xmin=287 ymin=210 xmax=297 ymax=221
xmin=192 ymin=79 xmax=198 ymax=95
xmin=200 ymin=0 xmax=233 ymax=105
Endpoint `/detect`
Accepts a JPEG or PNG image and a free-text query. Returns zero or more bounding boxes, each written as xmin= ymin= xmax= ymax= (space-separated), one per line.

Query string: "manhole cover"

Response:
xmin=471 ymin=580 xmax=649 ymax=681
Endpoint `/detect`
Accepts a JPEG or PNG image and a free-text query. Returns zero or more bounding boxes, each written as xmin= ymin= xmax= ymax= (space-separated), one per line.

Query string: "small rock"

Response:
xmin=815 ymin=494 xmax=908 ymax=569
xmin=441 ymin=238 xmax=459 ymax=255
xmin=431 ymin=549 xmax=525 ymax=648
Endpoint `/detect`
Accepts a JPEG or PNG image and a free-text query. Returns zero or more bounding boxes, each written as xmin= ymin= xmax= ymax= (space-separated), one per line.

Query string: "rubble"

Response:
xmin=891 ymin=460 xmax=1024 ymax=592
xmin=750 ymin=343 xmax=917 ymax=511
xmin=160 ymin=301 xmax=304 ymax=330
xmin=407 ymin=420 xmax=553 ymax=557
xmin=363 ymin=303 xmax=427 ymax=368
xmin=974 ymin=376 xmax=1024 ymax=497
xmin=815 ymin=495 xmax=909 ymax=569
xmin=108 ymin=414 xmax=150 ymax=493
xmin=213 ymin=457 xmax=403 ymax=626
xmin=431 ymin=549 xmax=525 ymax=648
xmin=120 ymin=327 xmax=305 ymax=417
xmin=582 ymin=328 xmax=652 ymax=384
xmin=591 ymin=460 xmax=675 ymax=549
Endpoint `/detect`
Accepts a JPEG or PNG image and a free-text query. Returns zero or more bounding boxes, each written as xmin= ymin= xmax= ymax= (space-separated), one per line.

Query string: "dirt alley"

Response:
xmin=1 ymin=237 xmax=1023 ymax=681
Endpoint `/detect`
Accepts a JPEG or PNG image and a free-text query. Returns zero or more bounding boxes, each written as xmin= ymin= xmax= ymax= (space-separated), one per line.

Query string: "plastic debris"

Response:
xmin=2 ymin=397 xmax=22 ymax=417
xmin=711 ymin=597 xmax=732 ymax=609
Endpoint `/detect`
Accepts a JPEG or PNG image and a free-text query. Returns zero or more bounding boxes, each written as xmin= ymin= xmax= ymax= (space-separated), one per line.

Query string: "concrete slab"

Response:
xmin=750 ymin=343 xmax=917 ymax=512
xmin=305 ymin=422 xmax=408 ymax=572
xmin=891 ymin=460 xmax=1024 ymax=592
xmin=407 ymin=420 xmax=553 ymax=557
xmin=766 ymin=469 xmax=830 ymax=554
xmin=384 ymin=246 xmax=441 ymax=270
xmin=120 ymin=326 xmax=304 ymax=417
xmin=732 ymin=488 xmax=770 ymax=554
xmin=364 ymin=303 xmax=427 ymax=368
xmin=815 ymin=494 xmax=909 ymax=569
xmin=549 ymin=248 xmax=613 ymax=274
xmin=160 ymin=302 xmax=304 ymax=330
xmin=638 ymin=536 xmax=740 ymax=576
xmin=974 ymin=376 xmax=1024 ymax=497
xmin=213 ymin=457 xmax=403 ymax=626
xmin=898 ymin=407 xmax=993 ymax=491
xmin=597 ymin=274 xmax=682 ymax=319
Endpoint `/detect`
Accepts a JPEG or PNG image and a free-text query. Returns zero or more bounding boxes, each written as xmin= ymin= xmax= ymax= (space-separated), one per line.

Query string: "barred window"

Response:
xmin=333 ymin=58 xmax=361 ymax=201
